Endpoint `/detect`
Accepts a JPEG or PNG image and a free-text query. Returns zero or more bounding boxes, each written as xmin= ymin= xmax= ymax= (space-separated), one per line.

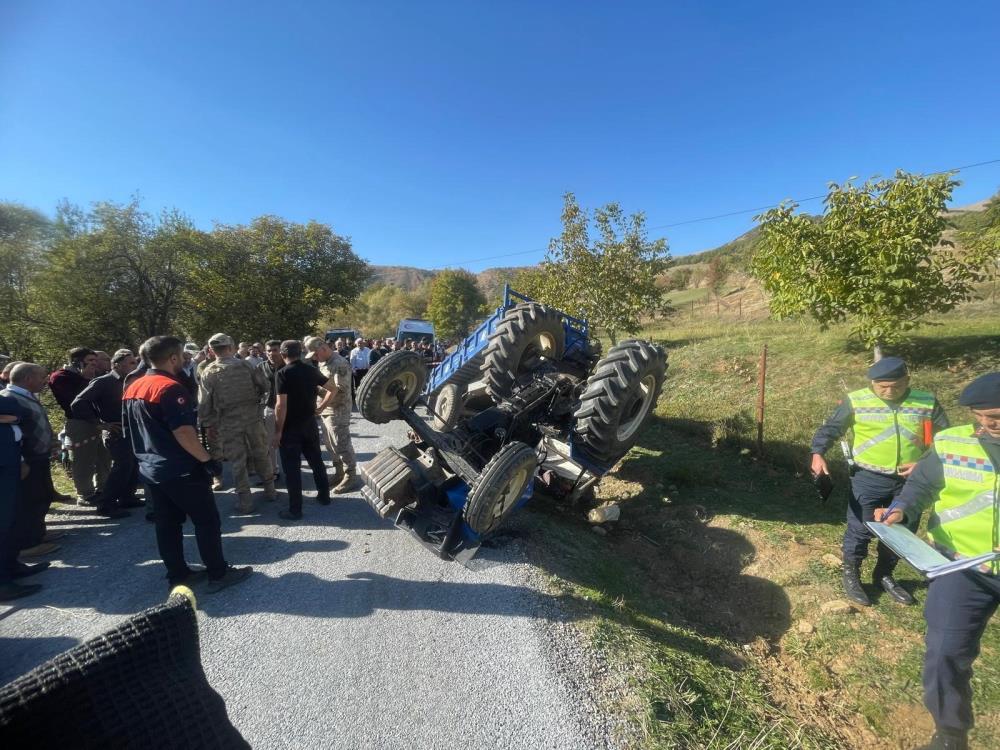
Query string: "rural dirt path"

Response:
xmin=0 ymin=415 xmax=609 ymax=749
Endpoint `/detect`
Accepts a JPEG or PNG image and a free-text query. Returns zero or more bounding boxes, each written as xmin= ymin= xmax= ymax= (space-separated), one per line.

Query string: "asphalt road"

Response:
xmin=0 ymin=414 xmax=608 ymax=749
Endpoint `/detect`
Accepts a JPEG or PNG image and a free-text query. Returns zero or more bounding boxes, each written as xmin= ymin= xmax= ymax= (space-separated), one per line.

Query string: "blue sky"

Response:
xmin=2 ymin=1 xmax=999 ymax=272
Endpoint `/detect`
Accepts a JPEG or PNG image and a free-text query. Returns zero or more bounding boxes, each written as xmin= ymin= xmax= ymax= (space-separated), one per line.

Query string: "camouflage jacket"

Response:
xmin=318 ymin=352 xmax=352 ymax=416
xmin=198 ymin=356 xmax=267 ymax=427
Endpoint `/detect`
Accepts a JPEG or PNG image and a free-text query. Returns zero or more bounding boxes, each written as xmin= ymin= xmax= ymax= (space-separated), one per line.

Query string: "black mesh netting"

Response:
xmin=0 ymin=594 xmax=249 ymax=749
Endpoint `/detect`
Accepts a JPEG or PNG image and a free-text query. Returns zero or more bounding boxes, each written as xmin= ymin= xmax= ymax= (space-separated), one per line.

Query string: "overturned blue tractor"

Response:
xmin=356 ymin=287 xmax=667 ymax=562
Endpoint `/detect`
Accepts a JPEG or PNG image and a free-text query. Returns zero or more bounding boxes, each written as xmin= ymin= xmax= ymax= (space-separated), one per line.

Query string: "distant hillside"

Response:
xmin=368 ymin=264 xmax=532 ymax=297
xmin=368 ymin=266 xmax=437 ymax=290
xmin=671 ymin=226 xmax=763 ymax=270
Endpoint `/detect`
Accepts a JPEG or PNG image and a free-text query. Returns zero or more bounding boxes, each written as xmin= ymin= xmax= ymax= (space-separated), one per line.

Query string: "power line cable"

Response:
xmin=410 ymin=157 xmax=1000 ymax=270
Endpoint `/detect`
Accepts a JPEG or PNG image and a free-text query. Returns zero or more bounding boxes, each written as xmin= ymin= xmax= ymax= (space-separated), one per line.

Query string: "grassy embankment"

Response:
xmin=523 ymin=299 xmax=1000 ymax=749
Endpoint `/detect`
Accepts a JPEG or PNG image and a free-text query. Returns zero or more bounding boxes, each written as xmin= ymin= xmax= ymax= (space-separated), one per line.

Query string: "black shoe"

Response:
xmin=0 ymin=582 xmax=42 ymax=601
xmin=875 ymin=574 xmax=915 ymax=605
xmin=279 ymin=510 xmax=303 ymax=520
xmin=96 ymin=507 xmax=130 ymax=519
xmin=842 ymin=565 xmax=871 ymax=606
xmin=13 ymin=561 xmax=50 ymax=578
xmin=316 ymin=495 xmax=331 ymax=506
xmin=918 ymin=728 xmax=969 ymax=750
xmin=206 ymin=566 xmax=252 ymax=594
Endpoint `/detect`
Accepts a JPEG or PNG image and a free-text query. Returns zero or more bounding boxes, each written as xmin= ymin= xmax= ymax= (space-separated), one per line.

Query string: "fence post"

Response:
xmin=756 ymin=344 xmax=768 ymax=454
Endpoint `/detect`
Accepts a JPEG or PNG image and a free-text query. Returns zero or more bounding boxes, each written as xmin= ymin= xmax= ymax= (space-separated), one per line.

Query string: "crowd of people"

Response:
xmin=0 ymin=330 xmax=412 ymax=602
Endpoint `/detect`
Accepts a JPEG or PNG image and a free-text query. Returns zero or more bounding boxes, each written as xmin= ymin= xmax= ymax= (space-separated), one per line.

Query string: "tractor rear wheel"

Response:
xmin=571 ymin=340 xmax=667 ymax=467
xmin=357 ymin=351 xmax=427 ymax=424
xmin=463 ymin=441 xmax=538 ymax=535
xmin=481 ymin=303 xmax=566 ymax=403
xmin=430 ymin=383 xmax=464 ymax=432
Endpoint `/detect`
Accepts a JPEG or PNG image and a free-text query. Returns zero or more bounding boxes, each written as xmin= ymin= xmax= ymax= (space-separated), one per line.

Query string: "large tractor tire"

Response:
xmin=430 ymin=383 xmax=464 ymax=432
xmin=357 ymin=350 xmax=427 ymax=424
xmin=463 ymin=441 xmax=538 ymax=536
xmin=571 ymin=340 xmax=667 ymax=467
xmin=481 ymin=303 xmax=566 ymax=403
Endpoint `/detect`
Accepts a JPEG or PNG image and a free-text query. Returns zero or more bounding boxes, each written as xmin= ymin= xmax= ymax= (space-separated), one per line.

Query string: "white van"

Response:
xmin=396 ymin=318 xmax=434 ymax=345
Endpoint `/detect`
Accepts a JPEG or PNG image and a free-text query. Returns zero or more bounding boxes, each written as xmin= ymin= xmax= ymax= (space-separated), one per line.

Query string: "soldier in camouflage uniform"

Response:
xmin=304 ymin=336 xmax=359 ymax=493
xmin=199 ymin=333 xmax=275 ymax=513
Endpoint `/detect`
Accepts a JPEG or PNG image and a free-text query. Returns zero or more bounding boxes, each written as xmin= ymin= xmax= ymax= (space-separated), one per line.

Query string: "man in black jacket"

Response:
xmin=71 ymin=349 xmax=139 ymax=517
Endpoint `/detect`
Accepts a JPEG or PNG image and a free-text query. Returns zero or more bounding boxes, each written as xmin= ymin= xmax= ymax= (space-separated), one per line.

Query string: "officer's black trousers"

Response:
xmin=843 ymin=470 xmax=917 ymax=570
xmin=147 ymin=472 xmax=227 ymax=585
xmin=924 ymin=568 xmax=1000 ymax=731
xmin=97 ymin=432 xmax=138 ymax=507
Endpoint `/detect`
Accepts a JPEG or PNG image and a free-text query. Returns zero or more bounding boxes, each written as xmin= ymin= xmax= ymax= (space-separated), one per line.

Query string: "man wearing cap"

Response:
xmin=199 ymin=333 xmax=275 ymax=514
xmin=811 ymin=356 xmax=949 ymax=606
xmin=877 ymin=373 xmax=1000 ymax=750
xmin=304 ymin=336 xmax=358 ymax=493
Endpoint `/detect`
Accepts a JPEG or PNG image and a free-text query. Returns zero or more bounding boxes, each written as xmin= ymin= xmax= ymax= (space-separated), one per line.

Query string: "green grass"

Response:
xmin=664 ymin=287 xmax=711 ymax=307
xmin=525 ymin=299 xmax=1000 ymax=749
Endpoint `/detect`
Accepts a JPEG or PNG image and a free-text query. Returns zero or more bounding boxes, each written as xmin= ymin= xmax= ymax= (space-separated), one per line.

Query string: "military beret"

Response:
xmin=958 ymin=372 xmax=1000 ymax=409
xmin=208 ymin=333 xmax=234 ymax=348
xmin=868 ymin=356 xmax=907 ymax=381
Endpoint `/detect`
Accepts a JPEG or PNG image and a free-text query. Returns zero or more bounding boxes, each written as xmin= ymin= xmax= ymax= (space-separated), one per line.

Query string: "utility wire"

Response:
xmin=406 ymin=157 xmax=1000 ymax=270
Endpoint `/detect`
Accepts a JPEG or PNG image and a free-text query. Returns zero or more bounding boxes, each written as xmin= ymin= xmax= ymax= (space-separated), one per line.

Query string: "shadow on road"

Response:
xmin=197 ymin=570 xmax=577 ymax=622
xmin=0 ymin=636 xmax=80 ymax=685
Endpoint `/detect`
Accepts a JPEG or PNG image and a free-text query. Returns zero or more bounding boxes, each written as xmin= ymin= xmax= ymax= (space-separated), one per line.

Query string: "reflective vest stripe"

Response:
xmin=847 ymin=388 xmax=936 ymax=473
xmin=928 ymin=425 xmax=999 ymax=573
xmin=928 ymin=491 xmax=995 ymax=528
xmin=854 ymin=425 xmax=899 ymax=455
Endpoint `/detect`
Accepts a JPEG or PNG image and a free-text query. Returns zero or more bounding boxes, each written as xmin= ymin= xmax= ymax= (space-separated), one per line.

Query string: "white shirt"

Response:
xmin=349 ymin=347 xmax=371 ymax=371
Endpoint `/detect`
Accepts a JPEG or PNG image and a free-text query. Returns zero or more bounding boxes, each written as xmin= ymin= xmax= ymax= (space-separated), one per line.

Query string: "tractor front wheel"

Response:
xmin=463 ymin=441 xmax=538 ymax=535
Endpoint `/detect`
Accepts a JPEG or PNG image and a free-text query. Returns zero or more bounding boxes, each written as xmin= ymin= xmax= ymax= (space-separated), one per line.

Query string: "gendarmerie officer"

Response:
xmin=811 ymin=357 xmax=948 ymax=606
xmin=879 ymin=373 xmax=1000 ymax=750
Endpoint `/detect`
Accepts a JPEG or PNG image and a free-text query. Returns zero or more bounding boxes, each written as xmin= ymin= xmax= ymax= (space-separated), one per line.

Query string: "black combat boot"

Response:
xmin=841 ymin=564 xmax=871 ymax=606
xmin=917 ymin=727 xmax=969 ymax=750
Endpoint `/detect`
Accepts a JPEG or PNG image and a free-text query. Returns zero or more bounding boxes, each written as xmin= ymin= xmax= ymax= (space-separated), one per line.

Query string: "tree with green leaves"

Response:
xmin=319 ymin=281 xmax=431 ymax=338
xmin=0 ymin=202 xmax=53 ymax=357
xmin=426 ymin=269 xmax=486 ymax=340
xmin=182 ymin=216 xmax=369 ymax=343
xmin=534 ymin=193 xmax=669 ymax=344
xmin=27 ymin=199 xmax=206 ymax=364
xmin=963 ymin=190 xmax=1000 ymax=302
xmin=750 ymin=171 xmax=982 ymax=357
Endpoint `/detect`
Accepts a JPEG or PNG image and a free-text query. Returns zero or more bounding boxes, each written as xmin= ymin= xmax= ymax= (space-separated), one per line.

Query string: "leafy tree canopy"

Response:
xmin=528 ymin=193 xmax=669 ymax=344
xmin=750 ymin=171 xmax=983 ymax=353
xmin=426 ymin=269 xmax=486 ymax=340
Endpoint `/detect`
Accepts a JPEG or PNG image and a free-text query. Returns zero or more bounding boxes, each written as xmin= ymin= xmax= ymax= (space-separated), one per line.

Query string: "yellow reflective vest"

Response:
xmin=847 ymin=388 xmax=935 ymax=474
xmin=928 ymin=425 xmax=999 ymax=573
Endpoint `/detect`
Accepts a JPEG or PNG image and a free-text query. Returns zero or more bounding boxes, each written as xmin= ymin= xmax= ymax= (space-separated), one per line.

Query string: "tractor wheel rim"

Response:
xmin=492 ymin=465 xmax=530 ymax=522
xmin=518 ymin=332 xmax=557 ymax=373
xmin=616 ymin=374 xmax=656 ymax=442
xmin=379 ymin=371 xmax=418 ymax=412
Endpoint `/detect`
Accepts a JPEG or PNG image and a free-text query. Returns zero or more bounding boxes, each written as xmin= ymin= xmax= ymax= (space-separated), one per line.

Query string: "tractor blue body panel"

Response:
xmin=424 ymin=285 xmax=590 ymax=395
